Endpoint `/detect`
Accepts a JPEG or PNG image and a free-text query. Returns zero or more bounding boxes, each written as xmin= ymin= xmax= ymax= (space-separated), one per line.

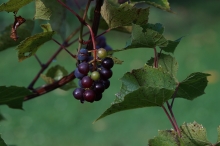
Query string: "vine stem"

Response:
xmin=34 ymin=54 xmax=44 ymax=67
xmin=166 ymin=102 xmax=181 ymax=137
xmin=161 ymin=105 xmax=177 ymax=132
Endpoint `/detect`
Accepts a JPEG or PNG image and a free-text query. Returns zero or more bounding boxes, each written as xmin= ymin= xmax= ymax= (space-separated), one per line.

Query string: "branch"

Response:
xmin=24 ymin=73 xmax=75 ymax=101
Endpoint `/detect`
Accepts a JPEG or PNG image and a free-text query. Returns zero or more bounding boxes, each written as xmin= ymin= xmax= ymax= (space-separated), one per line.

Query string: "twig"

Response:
xmin=166 ymin=101 xmax=181 ymax=137
xmin=162 ymin=105 xmax=177 ymax=132
xmin=34 ymin=54 xmax=44 ymax=67
xmin=171 ymin=83 xmax=180 ymax=108
xmin=153 ymin=47 xmax=158 ymax=68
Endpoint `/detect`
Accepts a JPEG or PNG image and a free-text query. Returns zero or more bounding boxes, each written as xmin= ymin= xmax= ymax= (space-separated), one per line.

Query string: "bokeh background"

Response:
xmin=0 ymin=0 xmax=220 ymax=145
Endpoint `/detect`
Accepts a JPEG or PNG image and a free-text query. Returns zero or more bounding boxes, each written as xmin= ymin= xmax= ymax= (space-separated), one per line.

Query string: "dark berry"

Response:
xmin=101 ymin=57 xmax=114 ymax=69
xmin=101 ymin=79 xmax=110 ymax=89
xmin=78 ymin=62 xmax=89 ymax=75
xmin=81 ymin=76 xmax=93 ymax=88
xmin=99 ymin=68 xmax=113 ymax=79
xmin=83 ymin=90 xmax=96 ymax=102
xmin=74 ymin=68 xmax=85 ymax=79
xmin=93 ymin=82 xmax=105 ymax=94
xmin=73 ymin=88 xmax=84 ymax=100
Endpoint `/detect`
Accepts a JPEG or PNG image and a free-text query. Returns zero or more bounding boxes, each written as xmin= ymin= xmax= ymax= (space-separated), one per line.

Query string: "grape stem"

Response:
xmin=166 ymin=101 xmax=181 ymax=137
xmin=27 ymin=29 xmax=80 ymax=90
xmin=34 ymin=54 xmax=45 ymax=68
xmin=171 ymin=83 xmax=180 ymax=108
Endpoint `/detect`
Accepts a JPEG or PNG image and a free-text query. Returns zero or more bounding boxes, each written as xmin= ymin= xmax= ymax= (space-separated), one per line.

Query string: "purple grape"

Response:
xmin=95 ymin=93 xmax=102 ymax=101
xmin=77 ymin=54 xmax=88 ymax=61
xmin=81 ymin=76 xmax=94 ymax=88
xmin=101 ymin=79 xmax=110 ymax=89
xmin=79 ymin=48 xmax=88 ymax=54
xmin=78 ymin=62 xmax=89 ymax=75
xmin=83 ymin=89 xmax=96 ymax=102
xmin=99 ymin=68 xmax=113 ymax=79
xmin=101 ymin=57 xmax=114 ymax=69
xmin=96 ymin=36 xmax=107 ymax=48
xmin=74 ymin=68 xmax=85 ymax=79
xmin=73 ymin=88 xmax=85 ymax=100
xmin=78 ymin=79 xmax=83 ymax=87
xmin=93 ymin=82 xmax=105 ymax=93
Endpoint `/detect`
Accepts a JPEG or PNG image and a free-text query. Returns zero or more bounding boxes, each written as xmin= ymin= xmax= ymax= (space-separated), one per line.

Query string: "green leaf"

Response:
xmin=0 ymin=19 xmax=35 ymax=52
xmin=160 ymin=37 xmax=183 ymax=53
xmin=125 ymin=23 xmax=168 ymax=49
xmin=42 ymin=0 xmax=66 ymax=39
xmin=34 ymin=0 xmax=52 ymax=20
xmin=95 ymin=65 xmax=177 ymax=121
xmin=101 ymin=0 xmax=150 ymax=29
xmin=176 ymin=72 xmax=210 ymax=100
xmin=149 ymin=122 xmax=212 ymax=146
xmin=41 ymin=65 xmax=77 ymax=91
xmin=131 ymin=0 xmax=172 ymax=12
xmin=0 ymin=135 xmax=7 ymax=146
xmin=146 ymin=53 xmax=178 ymax=78
xmin=0 ymin=113 xmax=5 ymax=122
xmin=16 ymin=25 xmax=55 ymax=61
xmin=148 ymin=130 xmax=180 ymax=146
xmin=0 ymin=86 xmax=32 ymax=109
xmin=180 ymin=122 xmax=211 ymax=145
xmin=0 ymin=0 xmax=33 ymax=12
xmin=41 ymin=23 xmax=53 ymax=32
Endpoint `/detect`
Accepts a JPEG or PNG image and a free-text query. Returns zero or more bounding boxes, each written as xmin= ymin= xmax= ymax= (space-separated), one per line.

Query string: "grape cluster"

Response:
xmin=73 ymin=36 xmax=114 ymax=103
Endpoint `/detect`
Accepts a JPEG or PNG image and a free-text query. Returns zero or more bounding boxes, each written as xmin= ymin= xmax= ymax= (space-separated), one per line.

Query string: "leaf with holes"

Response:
xmin=34 ymin=0 xmax=52 ymax=20
xmin=0 ymin=0 xmax=33 ymax=12
xmin=130 ymin=0 xmax=172 ymax=12
xmin=180 ymin=122 xmax=211 ymax=145
xmin=176 ymin=72 xmax=210 ymax=100
xmin=0 ymin=86 xmax=32 ymax=109
xmin=148 ymin=130 xmax=180 ymax=146
xmin=160 ymin=37 xmax=183 ymax=53
xmin=147 ymin=53 xmax=178 ymax=78
xmin=42 ymin=0 xmax=66 ymax=39
xmin=101 ymin=0 xmax=150 ymax=29
xmin=0 ymin=19 xmax=34 ymax=52
xmin=148 ymin=122 xmax=212 ymax=146
xmin=16 ymin=25 xmax=55 ymax=61
xmin=95 ymin=65 xmax=177 ymax=121
xmin=0 ymin=135 xmax=7 ymax=146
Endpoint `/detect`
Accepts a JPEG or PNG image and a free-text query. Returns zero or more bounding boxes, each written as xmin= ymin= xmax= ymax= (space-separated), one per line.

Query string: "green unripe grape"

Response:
xmin=97 ymin=48 xmax=107 ymax=59
xmin=91 ymin=71 xmax=100 ymax=81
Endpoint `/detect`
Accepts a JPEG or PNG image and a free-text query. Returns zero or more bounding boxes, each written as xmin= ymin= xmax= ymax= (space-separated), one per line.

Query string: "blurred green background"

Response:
xmin=0 ymin=0 xmax=220 ymax=145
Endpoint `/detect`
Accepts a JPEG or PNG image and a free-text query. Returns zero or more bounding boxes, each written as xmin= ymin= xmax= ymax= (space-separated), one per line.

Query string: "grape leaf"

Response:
xmin=131 ymin=0 xmax=172 ymax=12
xmin=41 ymin=23 xmax=53 ymax=32
xmin=148 ymin=130 xmax=180 ymax=146
xmin=0 ymin=113 xmax=5 ymax=122
xmin=16 ymin=24 xmax=55 ymax=61
xmin=0 ymin=86 xmax=32 ymax=109
xmin=149 ymin=122 xmax=212 ymax=146
xmin=180 ymin=122 xmax=211 ymax=145
xmin=0 ymin=19 xmax=35 ymax=52
xmin=0 ymin=0 xmax=33 ymax=12
xmin=160 ymin=37 xmax=183 ymax=53
xmin=41 ymin=65 xmax=77 ymax=91
xmin=176 ymin=72 xmax=210 ymax=100
xmin=42 ymin=0 xmax=66 ymax=40
xmin=95 ymin=65 xmax=177 ymax=121
xmin=34 ymin=0 xmax=52 ymax=20
xmin=125 ymin=23 xmax=168 ymax=50
xmin=101 ymin=0 xmax=150 ymax=29
xmin=147 ymin=53 xmax=178 ymax=78
xmin=0 ymin=135 xmax=7 ymax=146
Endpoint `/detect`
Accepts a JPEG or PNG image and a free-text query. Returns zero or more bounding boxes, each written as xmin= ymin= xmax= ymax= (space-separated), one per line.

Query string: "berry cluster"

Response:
xmin=73 ymin=36 xmax=114 ymax=103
